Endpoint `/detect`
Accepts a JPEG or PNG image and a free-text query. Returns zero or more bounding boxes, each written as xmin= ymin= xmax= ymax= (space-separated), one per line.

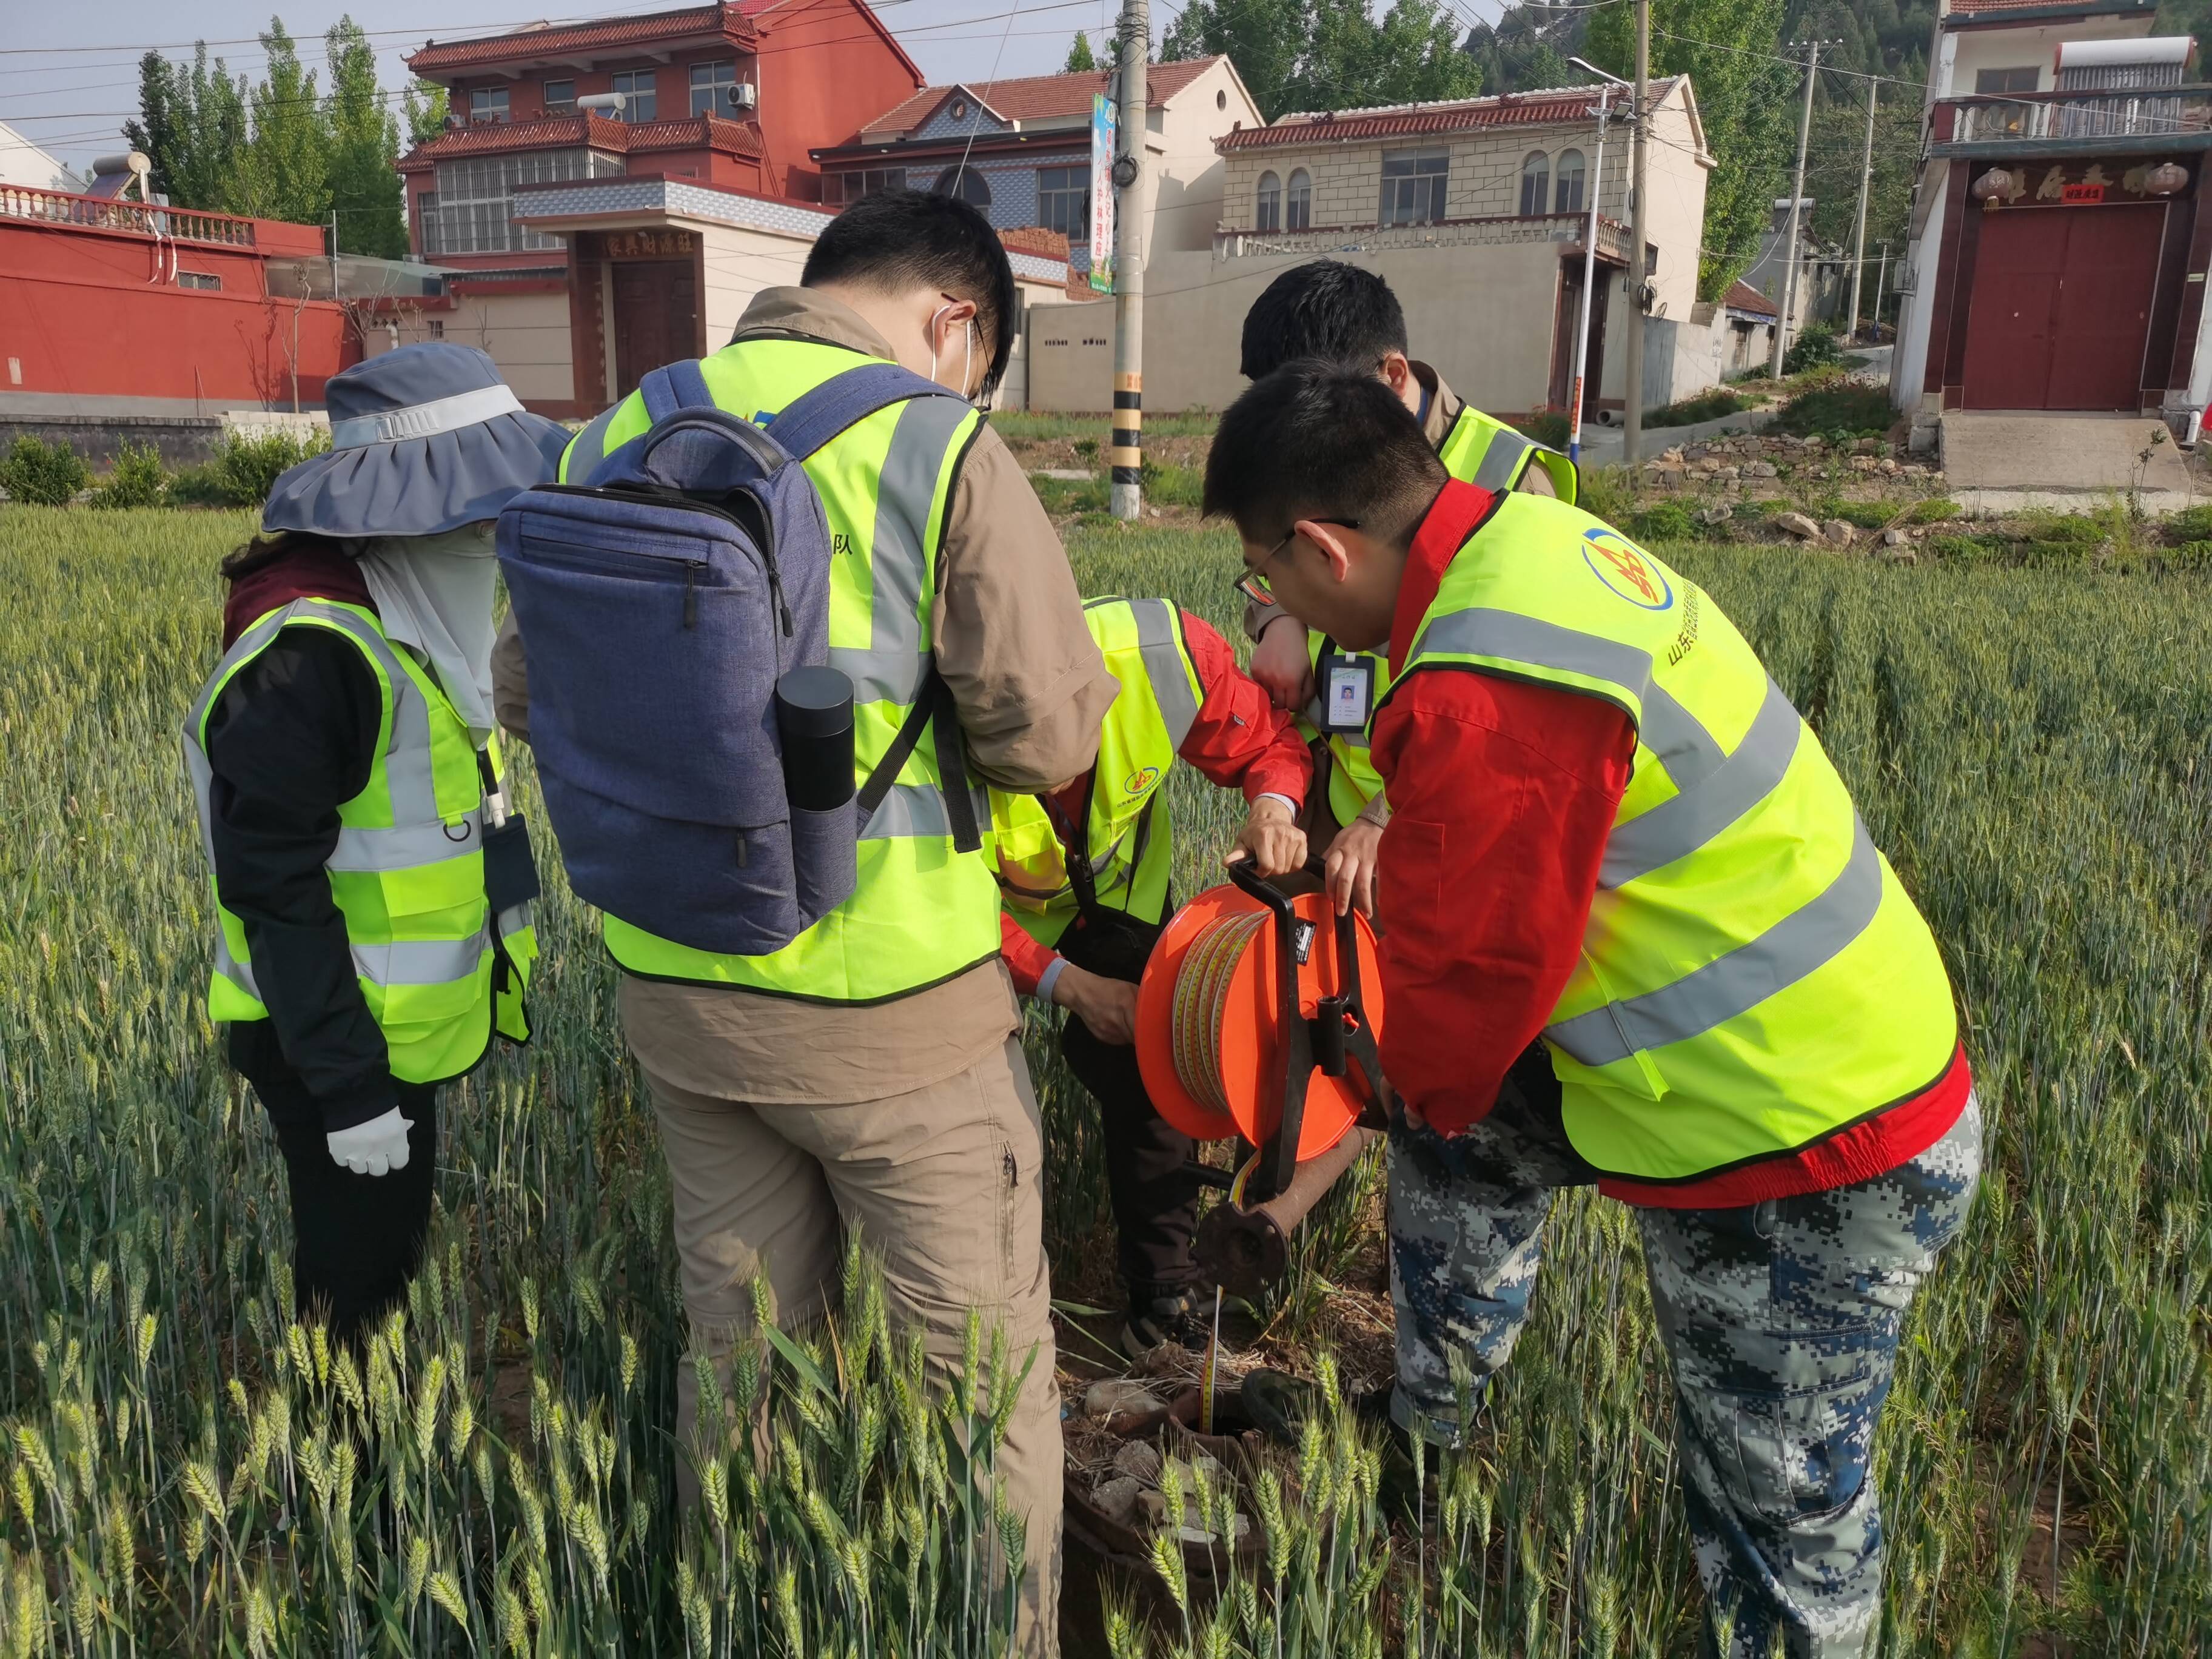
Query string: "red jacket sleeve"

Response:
xmin=999 ymin=911 xmax=1061 ymax=1000
xmin=1177 ymin=611 xmax=1312 ymax=805
xmin=1369 ymin=670 xmax=1635 ymax=1134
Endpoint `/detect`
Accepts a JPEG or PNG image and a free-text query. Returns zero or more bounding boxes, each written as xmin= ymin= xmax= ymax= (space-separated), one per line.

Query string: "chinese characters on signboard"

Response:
xmin=605 ymin=229 xmax=697 ymax=258
xmin=1090 ymin=93 xmax=1116 ymax=295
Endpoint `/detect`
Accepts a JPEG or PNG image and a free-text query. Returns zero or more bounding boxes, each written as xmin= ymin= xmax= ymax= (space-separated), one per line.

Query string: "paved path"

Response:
xmin=1940 ymin=411 xmax=2196 ymax=495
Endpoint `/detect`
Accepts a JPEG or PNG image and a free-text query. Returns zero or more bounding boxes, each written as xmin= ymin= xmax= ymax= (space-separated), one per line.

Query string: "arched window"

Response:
xmin=1554 ymin=149 xmax=1586 ymax=215
xmin=933 ymin=166 xmax=991 ymax=208
xmin=1256 ymin=170 xmax=1282 ymax=233
xmin=1518 ymin=150 xmax=1550 ymax=217
xmin=1287 ymin=168 xmax=1312 ymax=230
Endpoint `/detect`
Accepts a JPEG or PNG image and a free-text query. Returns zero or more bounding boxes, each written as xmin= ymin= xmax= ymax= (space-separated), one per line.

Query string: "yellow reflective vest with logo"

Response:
xmin=1295 ymin=406 xmax=1576 ymax=826
xmin=560 ymin=338 xmax=1000 ymax=1002
xmin=1386 ymin=492 xmax=1959 ymax=1184
xmin=991 ymin=597 xmax=1203 ymax=945
xmin=184 ymin=598 xmax=535 ymax=1082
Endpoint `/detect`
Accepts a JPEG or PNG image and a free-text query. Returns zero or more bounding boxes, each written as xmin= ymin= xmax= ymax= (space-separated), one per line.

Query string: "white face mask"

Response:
xmin=353 ymin=523 xmax=501 ymax=740
xmin=927 ymin=303 xmax=979 ymax=402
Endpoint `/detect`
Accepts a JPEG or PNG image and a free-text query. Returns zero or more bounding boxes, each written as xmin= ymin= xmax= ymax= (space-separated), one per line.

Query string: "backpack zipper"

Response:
xmin=534 ymin=481 xmax=791 ymax=637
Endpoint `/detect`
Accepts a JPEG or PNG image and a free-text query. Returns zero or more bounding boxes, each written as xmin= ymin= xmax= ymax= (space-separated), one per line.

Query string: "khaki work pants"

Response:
xmin=643 ymin=1034 xmax=1063 ymax=1657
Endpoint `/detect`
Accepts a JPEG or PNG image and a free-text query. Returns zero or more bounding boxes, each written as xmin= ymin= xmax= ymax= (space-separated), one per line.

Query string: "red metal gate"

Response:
xmin=1962 ymin=203 xmax=2168 ymax=411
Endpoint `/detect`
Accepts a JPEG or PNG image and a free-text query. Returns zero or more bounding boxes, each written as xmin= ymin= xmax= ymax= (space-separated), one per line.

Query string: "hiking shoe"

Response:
xmin=1120 ymin=1289 xmax=1209 ymax=1359
xmin=1241 ymin=1367 xmax=1395 ymax=1444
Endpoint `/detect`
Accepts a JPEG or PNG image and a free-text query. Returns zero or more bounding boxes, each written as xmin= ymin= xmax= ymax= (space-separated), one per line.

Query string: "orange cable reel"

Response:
xmin=1136 ymin=857 xmax=1389 ymax=1176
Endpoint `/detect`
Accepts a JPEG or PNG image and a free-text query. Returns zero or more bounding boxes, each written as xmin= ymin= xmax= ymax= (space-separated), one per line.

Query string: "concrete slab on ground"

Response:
xmin=1954 ymin=487 xmax=2201 ymax=517
xmin=1940 ymin=411 xmax=2194 ymax=496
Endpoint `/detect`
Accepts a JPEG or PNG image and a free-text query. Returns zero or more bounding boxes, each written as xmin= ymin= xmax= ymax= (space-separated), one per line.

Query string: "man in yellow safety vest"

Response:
xmin=494 ymin=192 xmax=1117 ymax=1656
xmin=1234 ymin=261 xmax=1580 ymax=918
xmin=1202 ymin=361 xmax=1981 ymax=1659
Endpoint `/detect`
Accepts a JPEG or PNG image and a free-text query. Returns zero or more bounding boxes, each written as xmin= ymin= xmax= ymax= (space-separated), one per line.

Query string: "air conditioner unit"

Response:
xmin=728 ymin=82 xmax=758 ymax=113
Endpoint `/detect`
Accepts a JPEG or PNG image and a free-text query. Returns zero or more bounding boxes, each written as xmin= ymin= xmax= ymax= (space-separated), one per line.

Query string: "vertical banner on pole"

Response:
xmin=1090 ymin=94 xmax=1118 ymax=293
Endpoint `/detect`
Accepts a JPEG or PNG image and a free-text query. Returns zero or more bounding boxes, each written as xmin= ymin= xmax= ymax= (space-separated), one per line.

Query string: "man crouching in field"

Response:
xmin=1202 ymin=361 xmax=1983 ymax=1658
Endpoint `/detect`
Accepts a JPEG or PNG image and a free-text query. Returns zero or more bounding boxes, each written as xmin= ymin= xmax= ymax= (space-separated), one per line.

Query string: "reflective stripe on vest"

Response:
xmin=1436 ymin=406 xmax=1579 ymax=504
xmin=566 ymin=339 xmax=1000 ymax=1000
xmin=183 ymin=598 xmax=531 ymax=1081
xmin=1390 ymin=492 xmax=1958 ymax=1182
xmin=991 ymin=597 xmax=1204 ymax=944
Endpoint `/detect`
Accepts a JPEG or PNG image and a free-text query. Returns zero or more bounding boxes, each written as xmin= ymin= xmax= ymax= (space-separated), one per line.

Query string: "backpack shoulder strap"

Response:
xmin=638 ymin=358 xmax=715 ymax=423
xmin=769 ymin=362 xmax=965 ymax=461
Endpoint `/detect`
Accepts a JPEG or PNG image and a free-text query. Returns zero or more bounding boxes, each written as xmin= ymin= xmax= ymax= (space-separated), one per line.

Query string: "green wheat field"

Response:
xmin=0 ymin=503 xmax=2207 ymax=1655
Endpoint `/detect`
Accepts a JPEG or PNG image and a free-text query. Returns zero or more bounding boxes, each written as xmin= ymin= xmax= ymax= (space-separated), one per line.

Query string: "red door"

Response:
xmin=1962 ymin=204 xmax=2167 ymax=411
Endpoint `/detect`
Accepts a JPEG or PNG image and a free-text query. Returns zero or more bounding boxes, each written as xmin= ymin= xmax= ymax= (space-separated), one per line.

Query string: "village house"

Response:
xmin=808 ymin=57 xmax=1261 ymax=284
xmin=1028 ymin=76 xmax=1727 ymax=418
xmin=1893 ymin=0 xmax=2212 ymax=430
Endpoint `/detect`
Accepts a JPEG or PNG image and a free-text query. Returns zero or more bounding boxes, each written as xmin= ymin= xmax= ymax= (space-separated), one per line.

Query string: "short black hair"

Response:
xmin=1239 ymin=261 xmax=1409 ymax=380
xmin=1204 ymin=360 xmax=1447 ymax=546
xmin=803 ymin=189 xmax=1018 ymax=397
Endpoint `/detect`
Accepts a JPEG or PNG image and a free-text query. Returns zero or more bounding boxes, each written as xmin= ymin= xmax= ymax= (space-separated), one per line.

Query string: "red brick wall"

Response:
xmin=0 ymin=216 xmax=352 ymax=407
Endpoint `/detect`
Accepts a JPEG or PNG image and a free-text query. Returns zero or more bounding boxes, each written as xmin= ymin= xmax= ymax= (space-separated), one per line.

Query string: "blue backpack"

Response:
xmin=496 ymin=358 xmax=982 ymax=957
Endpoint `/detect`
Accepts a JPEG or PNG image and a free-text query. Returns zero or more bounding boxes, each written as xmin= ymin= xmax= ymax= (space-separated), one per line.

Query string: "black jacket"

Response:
xmin=204 ymin=627 xmax=398 ymax=1130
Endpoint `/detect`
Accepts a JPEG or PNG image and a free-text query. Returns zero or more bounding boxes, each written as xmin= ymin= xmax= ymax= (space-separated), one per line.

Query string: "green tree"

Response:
xmin=234 ymin=18 xmax=330 ymax=227
xmin=1803 ymin=84 xmax=1918 ymax=323
xmin=124 ymin=44 xmax=249 ymax=212
xmin=1064 ymin=31 xmax=1098 ymax=73
xmin=1165 ymin=0 xmax=1478 ymax=120
xmin=402 ymin=80 xmax=451 ymax=146
xmin=1587 ymin=0 xmax=1796 ymax=300
xmin=324 ymin=16 xmax=406 ymax=256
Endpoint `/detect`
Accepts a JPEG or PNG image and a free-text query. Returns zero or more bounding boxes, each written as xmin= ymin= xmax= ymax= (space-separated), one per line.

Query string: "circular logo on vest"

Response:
xmin=1581 ymin=528 xmax=1674 ymax=611
xmin=1124 ymin=765 xmax=1161 ymax=796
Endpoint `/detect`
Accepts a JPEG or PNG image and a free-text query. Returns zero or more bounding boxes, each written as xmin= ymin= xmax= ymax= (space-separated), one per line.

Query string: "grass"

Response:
xmin=2 ymin=502 xmax=2211 ymax=1653
xmin=1644 ymin=388 xmax=1748 ymax=431
xmin=1774 ymin=379 xmax=1894 ymax=440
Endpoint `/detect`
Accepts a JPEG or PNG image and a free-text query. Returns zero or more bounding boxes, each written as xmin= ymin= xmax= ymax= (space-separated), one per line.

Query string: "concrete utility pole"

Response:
xmin=1109 ymin=0 xmax=1148 ymax=521
xmin=1771 ymin=41 xmax=1822 ymax=375
xmin=1567 ymin=90 xmax=1611 ymax=465
xmin=1623 ymin=0 xmax=1650 ymax=468
xmin=1846 ymin=78 xmax=1877 ymax=342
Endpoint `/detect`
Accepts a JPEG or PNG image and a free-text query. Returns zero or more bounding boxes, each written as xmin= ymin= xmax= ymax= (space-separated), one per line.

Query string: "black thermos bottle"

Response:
xmin=775 ymin=666 xmax=856 ymax=811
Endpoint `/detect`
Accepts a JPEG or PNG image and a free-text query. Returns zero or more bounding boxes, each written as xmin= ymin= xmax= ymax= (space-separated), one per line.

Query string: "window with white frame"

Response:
xmin=470 ymin=87 xmax=510 ymax=124
xmin=431 ymin=149 xmax=620 ymax=254
xmin=1287 ymin=168 xmax=1311 ymax=230
xmin=840 ymin=166 xmax=908 ymax=203
xmin=1381 ymin=149 xmax=1448 ymax=226
xmin=1256 ymin=170 xmax=1282 ymax=232
xmin=691 ymin=60 xmax=740 ymax=117
xmin=416 ymin=191 xmax=439 ymax=254
xmin=1518 ymin=150 xmax=1549 ymax=216
xmin=612 ymin=70 xmax=657 ymax=123
xmin=178 ymin=270 xmax=221 ymax=290
xmin=1039 ymin=164 xmax=1089 ymax=246
xmin=1554 ymin=149 xmax=1586 ymax=215
xmin=542 ymin=79 xmax=575 ymax=115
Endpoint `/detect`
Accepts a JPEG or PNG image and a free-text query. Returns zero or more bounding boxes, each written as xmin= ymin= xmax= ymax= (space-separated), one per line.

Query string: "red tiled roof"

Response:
xmin=998 ymin=225 xmax=1070 ymax=262
xmin=397 ymin=112 xmax=763 ymax=171
xmin=1218 ymin=77 xmax=1679 ymax=150
xmin=859 ymin=57 xmax=1222 ymax=140
xmin=1723 ymin=280 xmax=1778 ymax=318
xmin=406 ymin=4 xmax=756 ymax=74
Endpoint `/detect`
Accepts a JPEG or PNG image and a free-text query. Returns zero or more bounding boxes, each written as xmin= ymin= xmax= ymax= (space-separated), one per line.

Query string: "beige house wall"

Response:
xmin=1032 ymin=241 xmax=1578 ymax=415
xmin=369 ymin=289 xmax=575 ymax=407
xmin=1141 ymin=58 xmax=1266 ymax=258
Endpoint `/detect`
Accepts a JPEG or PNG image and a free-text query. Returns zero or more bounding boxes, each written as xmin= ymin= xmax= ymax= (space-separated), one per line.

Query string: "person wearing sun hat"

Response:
xmin=181 ymin=343 xmax=566 ymax=1345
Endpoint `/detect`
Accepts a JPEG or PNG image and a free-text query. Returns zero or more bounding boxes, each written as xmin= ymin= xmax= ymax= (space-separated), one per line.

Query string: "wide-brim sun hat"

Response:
xmin=262 ymin=343 xmax=572 ymax=538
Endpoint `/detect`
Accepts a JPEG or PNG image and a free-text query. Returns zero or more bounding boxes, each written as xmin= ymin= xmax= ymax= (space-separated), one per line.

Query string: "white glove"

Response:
xmin=326 ymin=1107 xmax=415 ymax=1178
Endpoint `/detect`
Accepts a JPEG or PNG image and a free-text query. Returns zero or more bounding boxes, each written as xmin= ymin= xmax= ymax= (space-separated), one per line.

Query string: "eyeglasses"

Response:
xmin=1233 ymin=518 xmax=1361 ymax=603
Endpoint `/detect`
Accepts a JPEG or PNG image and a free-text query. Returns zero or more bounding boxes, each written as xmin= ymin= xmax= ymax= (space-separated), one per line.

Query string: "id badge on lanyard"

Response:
xmin=1317 ymin=645 xmax=1375 ymax=737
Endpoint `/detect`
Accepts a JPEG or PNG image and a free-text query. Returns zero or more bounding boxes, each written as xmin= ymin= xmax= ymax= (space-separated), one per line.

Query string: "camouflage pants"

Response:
xmin=1389 ymin=1056 xmax=1982 ymax=1659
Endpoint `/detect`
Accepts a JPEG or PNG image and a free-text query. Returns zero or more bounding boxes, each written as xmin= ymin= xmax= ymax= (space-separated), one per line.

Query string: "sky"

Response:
xmin=1 ymin=0 xmax=1174 ymax=176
